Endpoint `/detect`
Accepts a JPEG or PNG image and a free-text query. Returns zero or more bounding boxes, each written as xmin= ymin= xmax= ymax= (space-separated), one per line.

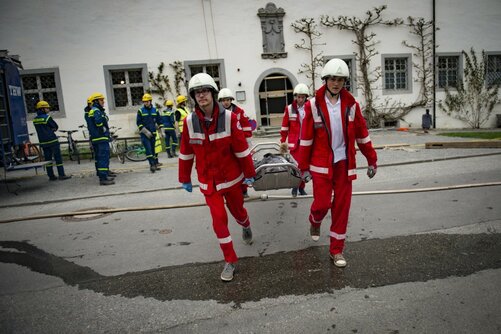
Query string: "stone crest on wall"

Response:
xmin=257 ymin=3 xmax=287 ymax=59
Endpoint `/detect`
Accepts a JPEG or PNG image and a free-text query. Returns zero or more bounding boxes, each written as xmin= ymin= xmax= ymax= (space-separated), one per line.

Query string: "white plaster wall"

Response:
xmin=1 ymin=0 xmax=500 ymax=136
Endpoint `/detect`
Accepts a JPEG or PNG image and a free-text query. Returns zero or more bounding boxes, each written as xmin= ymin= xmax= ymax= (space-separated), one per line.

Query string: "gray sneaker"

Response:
xmin=221 ymin=262 xmax=235 ymax=281
xmin=330 ymin=253 xmax=347 ymax=268
xmin=242 ymin=227 xmax=253 ymax=244
xmin=310 ymin=224 xmax=320 ymax=241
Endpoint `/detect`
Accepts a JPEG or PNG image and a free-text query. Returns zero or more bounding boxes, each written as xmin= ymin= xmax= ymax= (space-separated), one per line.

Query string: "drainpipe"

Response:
xmin=432 ymin=0 xmax=437 ymax=128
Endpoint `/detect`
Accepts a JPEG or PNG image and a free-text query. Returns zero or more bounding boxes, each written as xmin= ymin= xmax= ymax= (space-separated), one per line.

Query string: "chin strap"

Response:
xmin=326 ymin=86 xmax=340 ymax=99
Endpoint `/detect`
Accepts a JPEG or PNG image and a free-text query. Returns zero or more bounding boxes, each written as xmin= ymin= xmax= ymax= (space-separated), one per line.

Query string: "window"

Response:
xmin=437 ymin=54 xmax=461 ymax=89
xmin=382 ymin=55 xmax=411 ymax=93
xmin=103 ymin=64 xmax=148 ymax=112
xmin=185 ymin=59 xmax=226 ymax=91
xmin=323 ymin=55 xmax=356 ymax=95
xmin=486 ymin=53 xmax=501 ymax=87
xmin=20 ymin=68 xmax=65 ymax=117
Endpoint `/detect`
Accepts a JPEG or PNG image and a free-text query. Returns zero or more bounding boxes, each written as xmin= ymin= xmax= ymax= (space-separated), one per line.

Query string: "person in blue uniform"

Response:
xmin=32 ymin=101 xmax=71 ymax=181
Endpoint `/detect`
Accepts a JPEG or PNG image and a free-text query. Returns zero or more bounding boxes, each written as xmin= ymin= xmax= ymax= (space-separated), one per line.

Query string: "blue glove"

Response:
xmin=182 ymin=182 xmax=192 ymax=192
xmin=243 ymin=177 xmax=255 ymax=187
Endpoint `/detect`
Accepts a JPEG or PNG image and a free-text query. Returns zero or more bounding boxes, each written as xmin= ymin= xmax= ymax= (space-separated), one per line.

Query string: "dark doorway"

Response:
xmin=258 ymin=73 xmax=293 ymax=126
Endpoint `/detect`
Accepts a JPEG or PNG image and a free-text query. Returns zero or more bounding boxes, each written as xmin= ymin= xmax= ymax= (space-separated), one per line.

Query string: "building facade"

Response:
xmin=1 ymin=0 xmax=500 ymax=137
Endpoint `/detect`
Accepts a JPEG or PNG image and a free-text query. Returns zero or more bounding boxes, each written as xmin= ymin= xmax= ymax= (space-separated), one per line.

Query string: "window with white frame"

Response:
xmin=185 ymin=60 xmax=225 ymax=91
xmin=383 ymin=55 xmax=411 ymax=92
xmin=437 ymin=55 xmax=461 ymax=89
xmin=323 ymin=56 xmax=356 ymax=95
xmin=20 ymin=68 xmax=65 ymax=116
xmin=103 ymin=64 xmax=148 ymax=111
xmin=486 ymin=53 xmax=501 ymax=87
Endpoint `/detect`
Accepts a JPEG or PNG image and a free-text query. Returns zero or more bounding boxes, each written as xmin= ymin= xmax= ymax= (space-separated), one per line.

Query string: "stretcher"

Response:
xmin=251 ymin=142 xmax=302 ymax=191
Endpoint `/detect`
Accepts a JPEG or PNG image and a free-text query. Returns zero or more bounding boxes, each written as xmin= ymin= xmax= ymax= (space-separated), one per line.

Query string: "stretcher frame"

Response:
xmin=250 ymin=142 xmax=302 ymax=191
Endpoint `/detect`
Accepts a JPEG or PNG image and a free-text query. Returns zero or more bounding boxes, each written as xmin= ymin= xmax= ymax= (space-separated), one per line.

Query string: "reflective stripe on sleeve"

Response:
xmin=235 ymin=147 xmax=251 ymax=158
xmin=348 ymin=169 xmax=356 ymax=176
xmin=356 ymin=136 xmax=371 ymax=144
xmin=281 ymin=126 xmax=289 ymax=131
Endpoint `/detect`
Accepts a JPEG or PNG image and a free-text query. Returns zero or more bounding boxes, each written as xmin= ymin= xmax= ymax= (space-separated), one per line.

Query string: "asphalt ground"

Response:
xmin=1 ymin=129 xmax=501 ymax=333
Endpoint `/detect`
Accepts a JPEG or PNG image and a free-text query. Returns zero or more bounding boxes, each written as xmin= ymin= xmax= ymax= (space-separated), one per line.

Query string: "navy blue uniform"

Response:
xmin=160 ymin=107 xmax=178 ymax=156
xmin=137 ymin=105 xmax=163 ymax=166
xmin=33 ymin=110 xmax=67 ymax=179
xmin=88 ymin=103 xmax=111 ymax=180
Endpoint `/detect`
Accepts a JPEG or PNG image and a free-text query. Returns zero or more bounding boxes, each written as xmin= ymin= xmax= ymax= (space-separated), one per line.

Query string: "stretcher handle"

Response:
xmin=250 ymin=142 xmax=281 ymax=155
xmin=254 ymin=162 xmax=301 ymax=174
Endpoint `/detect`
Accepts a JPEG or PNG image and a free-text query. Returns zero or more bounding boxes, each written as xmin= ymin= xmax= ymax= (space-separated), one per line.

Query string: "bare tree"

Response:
xmin=291 ymin=18 xmax=325 ymax=92
xmin=377 ymin=17 xmax=436 ymax=123
xmin=321 ymin=5 xmax=402 ymax=128
xmin=148 ymin=62 xmax=173 ymax=109
xmin=169 ymin=61 xmax=186 ymax=96
xmin=439 ymin=48 xmax=500 ymax=128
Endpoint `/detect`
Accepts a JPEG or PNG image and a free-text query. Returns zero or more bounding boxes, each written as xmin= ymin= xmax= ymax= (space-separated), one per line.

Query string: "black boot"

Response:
xmin=100 ymin=178 xmax=115 ymax=186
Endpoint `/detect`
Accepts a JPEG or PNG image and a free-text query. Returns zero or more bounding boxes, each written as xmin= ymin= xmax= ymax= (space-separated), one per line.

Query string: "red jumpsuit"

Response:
xmin=179 ymin=103 xmax=256 ymax=263
xmin=280 ymin=100 xmax=305 ymax=190
xmin=298 ymin=85 xmax=377 ymax=255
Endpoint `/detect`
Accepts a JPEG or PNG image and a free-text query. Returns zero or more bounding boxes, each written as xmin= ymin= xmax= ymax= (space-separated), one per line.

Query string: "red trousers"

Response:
xmin=309 ymin=160 xmax=352 ymax=254
xmin=204 ymin=184 xmax=250 ymax=263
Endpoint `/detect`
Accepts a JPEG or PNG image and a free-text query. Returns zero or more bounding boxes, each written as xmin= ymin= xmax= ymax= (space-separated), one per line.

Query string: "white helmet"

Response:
xmin=218 ymin=88 xmax=234 ymax=101
xmin=188 ymin=73 xmax=219 ymax=99
xmin=293 ymin=83 xmax=309 ymax=96
xmin=321 ymin=58 xmax=350 ymax=79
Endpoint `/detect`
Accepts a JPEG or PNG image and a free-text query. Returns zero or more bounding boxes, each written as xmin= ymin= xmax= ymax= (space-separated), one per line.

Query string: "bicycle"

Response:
xmin=59 ymin=129 xmax=80 ymax=164
xmin=109 ymin=126 xmax=125 ymax=164
xmin=79 ymin=124 xmax=94 ymax=161
xmin=125 ymin=143 xmax=147 ymax=162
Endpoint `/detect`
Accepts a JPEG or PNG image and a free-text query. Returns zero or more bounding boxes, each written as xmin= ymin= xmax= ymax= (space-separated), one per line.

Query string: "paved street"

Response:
xmin=1 ymin=130 xmax=501 ymax=333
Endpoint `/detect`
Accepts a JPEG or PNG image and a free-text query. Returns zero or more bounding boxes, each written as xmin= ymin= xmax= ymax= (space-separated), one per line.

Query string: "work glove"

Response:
xmin=140 ymin=127 xmax=153 ymax=139
xmin=181 ymin=182 xmax=193 ymax=192
xmin=301 ymin=170 xmax=312 ymax=183
xmin=243 ymin=177 xmax=255 ymax=187
xmin=158 ymin=129 xmax=165 ymax=138
xmin=367 ymin=166 xmax=377 ymax=179
xmin=279 ymin=142 xmax=289 ymax=154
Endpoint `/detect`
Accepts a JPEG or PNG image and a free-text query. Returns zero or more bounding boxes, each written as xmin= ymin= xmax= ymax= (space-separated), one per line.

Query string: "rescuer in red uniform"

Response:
xmin=298 ymin=58 xmax=378 ymax=268
xmin=178 ymin=73 xmax=256 ymax=282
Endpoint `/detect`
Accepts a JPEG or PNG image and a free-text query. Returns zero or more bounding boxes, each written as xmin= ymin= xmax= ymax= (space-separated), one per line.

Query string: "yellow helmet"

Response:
xmin=176 ymin=95 xmax=187 ymax=104
xmin=89 ymin=92 xmax=105 ymax=102
xmin=36 ymin=101 xmax=50 ymax=109
xmin=165 ymin=99 xmax=174 ymax=106
xmin=87 ymin=95 xmax=93 ymax=105
xmin=142 ymin=93 xmax=153 ymax=102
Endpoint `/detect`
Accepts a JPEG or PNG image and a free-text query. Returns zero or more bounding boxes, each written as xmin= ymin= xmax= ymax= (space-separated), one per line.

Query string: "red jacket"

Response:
xmin=231 ymin=104 xmax=253 ymax=138
xmin=298 ymin=85 xmax=377 ymax=180
xmin=279 ymin=101 xmax=302 ymax=154
xmin=178 ymin=102 xmax=256 ymax=195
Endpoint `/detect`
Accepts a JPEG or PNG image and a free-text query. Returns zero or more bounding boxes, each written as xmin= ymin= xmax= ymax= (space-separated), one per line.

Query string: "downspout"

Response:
xmin=432 ymin=0 xmax=437 ymax=128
